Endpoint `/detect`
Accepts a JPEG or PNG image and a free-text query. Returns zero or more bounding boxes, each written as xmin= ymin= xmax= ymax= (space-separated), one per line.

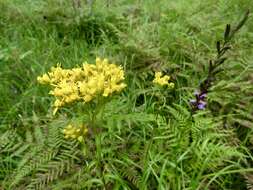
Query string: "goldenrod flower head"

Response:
xmin=62 ymin=124 xmax=88 ymax=142
xmin=37 ymin=57 xmax=126 ymax=114
xmin=153 ymin=71 xmax=174 ymax=87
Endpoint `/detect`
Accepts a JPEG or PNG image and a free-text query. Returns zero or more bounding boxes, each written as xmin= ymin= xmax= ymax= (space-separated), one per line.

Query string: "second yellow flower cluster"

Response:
xmin=153 ymin=72 xmax=174 ymax=88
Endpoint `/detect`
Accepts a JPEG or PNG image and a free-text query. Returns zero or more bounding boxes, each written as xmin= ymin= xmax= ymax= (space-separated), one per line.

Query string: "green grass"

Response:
xmin=0 ymin=0 xmax=253 ymax=189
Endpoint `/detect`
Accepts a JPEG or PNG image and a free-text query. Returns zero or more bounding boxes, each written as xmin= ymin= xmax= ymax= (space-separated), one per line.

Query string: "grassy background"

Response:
xmin=0 ymin=0 xmax=253 ymax=189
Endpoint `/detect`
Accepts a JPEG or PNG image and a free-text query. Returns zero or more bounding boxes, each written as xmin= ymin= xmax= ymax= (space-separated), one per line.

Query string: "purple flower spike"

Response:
xmin=190 ymin=90 xmax=208 ymax=111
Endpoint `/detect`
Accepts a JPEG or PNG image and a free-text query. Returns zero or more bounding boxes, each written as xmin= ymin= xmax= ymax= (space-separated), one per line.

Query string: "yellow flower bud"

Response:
xmin=63 ymin=124 xmax=88 ymax=142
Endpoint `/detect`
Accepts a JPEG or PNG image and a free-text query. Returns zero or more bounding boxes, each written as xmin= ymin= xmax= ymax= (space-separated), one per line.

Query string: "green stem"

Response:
xmin=95 ymin=133 xmax=106 ymax=186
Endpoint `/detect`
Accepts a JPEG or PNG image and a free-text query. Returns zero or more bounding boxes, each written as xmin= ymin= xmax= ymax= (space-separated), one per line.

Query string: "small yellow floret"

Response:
xmin=37 ymin=74 xmax=51 ymax=84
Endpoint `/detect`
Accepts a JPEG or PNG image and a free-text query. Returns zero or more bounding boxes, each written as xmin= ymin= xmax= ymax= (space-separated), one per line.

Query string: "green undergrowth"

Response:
xmin=1 ymin=0 xmax=253 ymax=189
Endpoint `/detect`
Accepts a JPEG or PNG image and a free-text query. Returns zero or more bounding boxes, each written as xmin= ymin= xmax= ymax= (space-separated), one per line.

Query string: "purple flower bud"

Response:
xmin=199 ymin=93 xmax=207 ymax=99
xmin=197 ymin=101 xmax=207 ymax=110
xmin=197 ymin=104 xmax=205 ymax=110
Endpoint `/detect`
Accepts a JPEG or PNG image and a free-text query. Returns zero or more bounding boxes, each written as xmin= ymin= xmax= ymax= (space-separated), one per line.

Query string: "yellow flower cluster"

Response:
xmin=153 ymin=72 xmax=174 ymax=88
xmin=63 ymin=124 xmax=88 ymax=142
xmin=37 ymin=58 xmax=127 ymax=114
